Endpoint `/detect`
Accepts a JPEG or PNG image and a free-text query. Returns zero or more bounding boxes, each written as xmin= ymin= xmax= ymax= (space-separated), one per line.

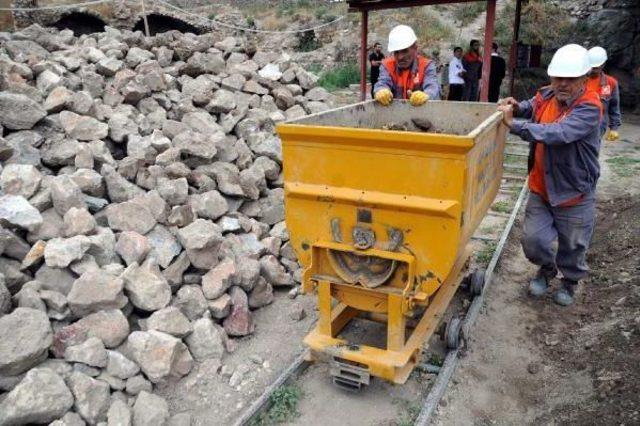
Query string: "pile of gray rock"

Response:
xmin=0 ymin=23 xmax=332 ymax=425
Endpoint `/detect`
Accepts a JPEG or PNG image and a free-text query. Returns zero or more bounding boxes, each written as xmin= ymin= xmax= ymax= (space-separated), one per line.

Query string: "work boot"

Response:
xmin=528 ymin=265 xmax=557 ymax=297
xmin=553 ymin=279 xmax=577 ymax=306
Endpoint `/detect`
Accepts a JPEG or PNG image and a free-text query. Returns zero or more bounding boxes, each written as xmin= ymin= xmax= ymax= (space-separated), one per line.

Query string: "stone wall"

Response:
xmin=556 ymin=0 xmax=640 ymax=111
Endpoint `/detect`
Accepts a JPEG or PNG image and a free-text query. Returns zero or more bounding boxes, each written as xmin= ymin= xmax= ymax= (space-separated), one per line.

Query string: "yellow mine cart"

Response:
xmin=276 ymin=101 xmax=507 ymax=386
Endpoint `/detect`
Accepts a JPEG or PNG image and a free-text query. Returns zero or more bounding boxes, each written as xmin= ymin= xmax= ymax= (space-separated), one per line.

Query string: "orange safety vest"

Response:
xmin=586 ymin=73 xmax=617 ymax=101
xmin=381 ymin=55 xmax=430 ymax=99
xmin=529 ymin=88 xmax=603 ymax=207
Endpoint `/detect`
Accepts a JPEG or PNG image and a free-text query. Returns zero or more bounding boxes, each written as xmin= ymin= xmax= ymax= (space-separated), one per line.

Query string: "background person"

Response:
xmin=462 ymin=39 xmax=482 ymax=101
xmin=369 ymin=42 xmax=385 ymax=100
xmin=489 ymin=42 xmax=506 ymax=102
xmin=586 ymin=46 xmax=622 ymax=141
xmin=448 ymin=46 xmax=465 ymax=101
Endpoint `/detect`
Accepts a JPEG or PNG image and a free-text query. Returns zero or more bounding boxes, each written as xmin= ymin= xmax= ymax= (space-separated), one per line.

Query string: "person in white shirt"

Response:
xmin=448 ymin=46 xmax=465 ymax=101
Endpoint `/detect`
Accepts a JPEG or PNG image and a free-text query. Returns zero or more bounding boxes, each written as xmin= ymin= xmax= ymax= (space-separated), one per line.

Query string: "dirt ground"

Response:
xmin=435 ymin=119 xmax=640 ymax=425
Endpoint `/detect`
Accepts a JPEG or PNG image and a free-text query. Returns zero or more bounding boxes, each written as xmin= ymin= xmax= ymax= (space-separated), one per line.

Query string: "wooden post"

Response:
xmin=140 ymin=0 xmax=151 ymax=38
xmin=508 ymin=0 xmax=523 ymax=97
xmin=479 ymin=0 xmax=497 ymax=102
xmin=360 ymin=9 xmax=368 ymax=101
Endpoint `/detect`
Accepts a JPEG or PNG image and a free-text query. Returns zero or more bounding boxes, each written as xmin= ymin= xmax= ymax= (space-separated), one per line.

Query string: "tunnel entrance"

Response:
xmin=133 ymin=14 xmax=201 ymax=35
xmin=54 ymin=12 xmax=106 ymax=36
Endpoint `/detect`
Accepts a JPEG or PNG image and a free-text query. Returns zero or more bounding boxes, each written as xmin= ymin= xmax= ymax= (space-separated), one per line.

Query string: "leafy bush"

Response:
xmin=317 ymin=63 xmax=362 ymax=91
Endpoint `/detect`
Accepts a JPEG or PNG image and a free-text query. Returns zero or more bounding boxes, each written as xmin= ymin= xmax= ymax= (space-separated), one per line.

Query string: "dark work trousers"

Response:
xmin=448 ymin=84 xmax=464 ymax=101
xmin=462 ymin=79 xmax=479 ymax=101
xmin=521 ymin=192 xmax=597 ymax=282
xmin=370 ymin=78 xmax=378 ymax=99
xmin=488 ymin=83 xmax=502 ymax=103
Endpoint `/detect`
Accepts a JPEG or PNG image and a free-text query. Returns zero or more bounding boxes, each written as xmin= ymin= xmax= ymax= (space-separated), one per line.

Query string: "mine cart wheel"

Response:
xmin=445 ymin=317 xmax=464 ymax=350
xmin=470 ymin=269 xmax=486 ymax=297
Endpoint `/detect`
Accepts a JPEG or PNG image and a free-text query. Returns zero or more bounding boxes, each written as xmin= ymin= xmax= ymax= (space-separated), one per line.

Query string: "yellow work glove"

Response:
xmin=409 ymin=90 xmax=429 ymax=106
xmin=606 ymin=130 xmax=619 ymax=141
xmin=374 ymin=88 xmax=393 ymax=106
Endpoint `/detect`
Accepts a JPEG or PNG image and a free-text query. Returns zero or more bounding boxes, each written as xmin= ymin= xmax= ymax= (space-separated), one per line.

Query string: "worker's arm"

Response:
xmin=510 ymin=103 xmax=601 ymax=146
xmin=608 ymin=82 xmax=622 ymax=130
xmin=500 ymin=96 xmax=534 ymax=119
xmin=421 ymin=60 xmax=441 ymax=100
xmin=374 ymin=64 xmax=394 ymax=95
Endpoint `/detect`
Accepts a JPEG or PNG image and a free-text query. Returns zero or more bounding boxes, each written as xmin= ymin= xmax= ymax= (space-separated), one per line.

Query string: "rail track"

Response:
xmin=235 ymin=136 xmax=531 ymax=426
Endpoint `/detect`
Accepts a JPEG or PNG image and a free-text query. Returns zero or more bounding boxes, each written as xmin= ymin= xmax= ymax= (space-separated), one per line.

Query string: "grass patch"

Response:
xmin=504 ymin=154 xmax=526 ymax=165
xmin=491 ymin=200 xmax=512 ymax=213
xmin=453 ymin=1 xmax=487 ymax=26
xmin=606 ymin=156 xmax=640 ymax=178
xmin=476 ymin=241 xmax=497 ymax=265
xmin=317 ymin=63 xmax=362 ymax=91
xmin=427 ymin=352 xmax=443 ymax=367
xmin=393 ymin=398 xmax=422 ymax=426
xmin=250 ymin=385 xmax=302 ymax=425
xmin=479 ymin=225 xmax=496 ymax=235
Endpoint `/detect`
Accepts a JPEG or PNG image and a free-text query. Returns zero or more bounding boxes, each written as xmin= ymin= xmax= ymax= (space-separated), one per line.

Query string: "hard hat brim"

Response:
xmin=589 ymin=59 xmax=606 ymax=68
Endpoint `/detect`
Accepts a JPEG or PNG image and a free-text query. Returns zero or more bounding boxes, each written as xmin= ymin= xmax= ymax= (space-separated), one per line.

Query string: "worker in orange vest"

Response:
xmin=373 ymin=25 xmax=441 ymax=106
xmin=587 ymin=46 xmax=621 ymax=141
xmin=498 ymin=44 xmax=603 ymax=306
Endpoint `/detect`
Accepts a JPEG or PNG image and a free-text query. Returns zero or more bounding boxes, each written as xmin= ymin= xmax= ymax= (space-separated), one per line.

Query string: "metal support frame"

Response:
xmin=304 ymin=247 xmax=470 ymax=384
xmin=479 ymin=0 xmax=497 ymax=102
xmin=360 ymin=10 xmax=368 ymax=101
xmin=508 ymin=0 xmax=523 ymax=97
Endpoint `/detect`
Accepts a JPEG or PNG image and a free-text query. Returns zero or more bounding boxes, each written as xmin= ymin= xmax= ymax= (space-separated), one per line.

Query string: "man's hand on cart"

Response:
xmin=375 ymin=88 xmax=393 ymax=106
xmin=409 ymin=90 xmax=429 ymax=106
xmin=497 ymin=103 xmax=514 ymax=128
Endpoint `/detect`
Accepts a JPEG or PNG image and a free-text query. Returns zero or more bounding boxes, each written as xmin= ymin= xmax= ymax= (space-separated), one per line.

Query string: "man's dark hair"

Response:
xmin=373 ymin=42 xmax=381 ymax=47
xmin=470 ymin=39 xmax=479 ymax=47
xmin=454 ymin=46 xmax=463 ymax=53
xmin=492 ymin=42 xmax=498 ymax=50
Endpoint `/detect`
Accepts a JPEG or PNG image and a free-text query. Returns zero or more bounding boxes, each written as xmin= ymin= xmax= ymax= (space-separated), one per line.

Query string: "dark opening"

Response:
xmin=54 ymin=12 xmax=106 ymax=36
xmin=133 ymin=14 xmax=201 ymax=35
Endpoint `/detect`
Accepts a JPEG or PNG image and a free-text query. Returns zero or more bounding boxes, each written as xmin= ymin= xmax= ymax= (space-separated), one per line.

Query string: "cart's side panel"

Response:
xmin=460 ymin=114 xmax=507 ymax=249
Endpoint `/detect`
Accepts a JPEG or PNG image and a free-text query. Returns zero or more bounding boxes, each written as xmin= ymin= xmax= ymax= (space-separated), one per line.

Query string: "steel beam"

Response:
xmin=479 ymin=0 xmax=497 ymax=102
xmin=360 ymin=9 xmax=368 ymax=101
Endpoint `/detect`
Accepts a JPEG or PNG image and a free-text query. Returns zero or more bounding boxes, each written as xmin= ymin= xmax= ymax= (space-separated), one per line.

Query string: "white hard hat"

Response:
xmin=587 ymin=46 xmax=607 ymax=67
xmin=387 ymin=25 xmax=417 ymax=52
xmin=547 ymin=44 xmax=591 ymax=78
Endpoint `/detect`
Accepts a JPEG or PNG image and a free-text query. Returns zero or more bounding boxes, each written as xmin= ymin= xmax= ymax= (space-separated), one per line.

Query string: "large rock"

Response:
xmin=146 ymin=307 xmax=193 ymax=338
xmin=177 ymin=219 xmax=223 ymax=250
xmin=0 ymin=368 xmax=74 ymax=425
xmin=102 ymin=165 xmax=145 ymax=203
xmin=188 ymin=190 xmax=228 ymax=220
xmin=64 ymin=337 xmax=108 ymax=368
xmin=173 ymin=285 xmax=208 ymax=321
xmin=260 ymin=254 xmax=295 ymax=286
xmin=146 ymin=225 xmax=182 ymax=268
xmin=63 ymin=207 xmax=97 ymax=237
xmin=50 ymin=175 xmax=85 ymax=216
xmin=106 ymin=201 xmax=157 ymax=234
xmin=53 ymin=310 xmax=130 ymax=358
xmin=106 ymin=350 xmax=140 ymax=380
xmin=133 ymin=391 xmax=169 ymax=426
xmin=59 ymin=111 xmax=108 ymax=141
xmin=127 ymin=330 xmax=193 ymax=383
xmin=184 ymin=317 xmax=225 ymax=361
xmin=121 ymin=260 xmax=171 ymax=312
xmin=0 ymin=308 xmax=52 ymax=375
xmin=35 ymin=264 xmax=76 ymax=295
xmin=0 ymin=93 xmax=47 ymax=130
xmin=248 ymin=277 xmax=274 ymax=309
xmin=68 ymin=371 xmax=111 ymax=425
xmin=202 ymin=258 xmax=237 ymax=300
xmin=0 ymin=194 xmax=43 ymax=231
xmin=44 ymin=236 xmax=91 ymax=268
xmin=115 ymin=231 xmax=151 ymax=266
xmin=107 ymin=399 xmax=131 ymax=426
xmin=223 ymin=286 xmax=254 ymax=337
xmin=0 ymin=164 xmax=42 ymax=198
xmin=66 ymin=271 xmax=127 ymax=317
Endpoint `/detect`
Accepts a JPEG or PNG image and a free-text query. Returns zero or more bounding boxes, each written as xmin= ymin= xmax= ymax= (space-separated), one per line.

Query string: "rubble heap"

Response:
xmin=0 ymin=23 xmax=332 ymax=425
